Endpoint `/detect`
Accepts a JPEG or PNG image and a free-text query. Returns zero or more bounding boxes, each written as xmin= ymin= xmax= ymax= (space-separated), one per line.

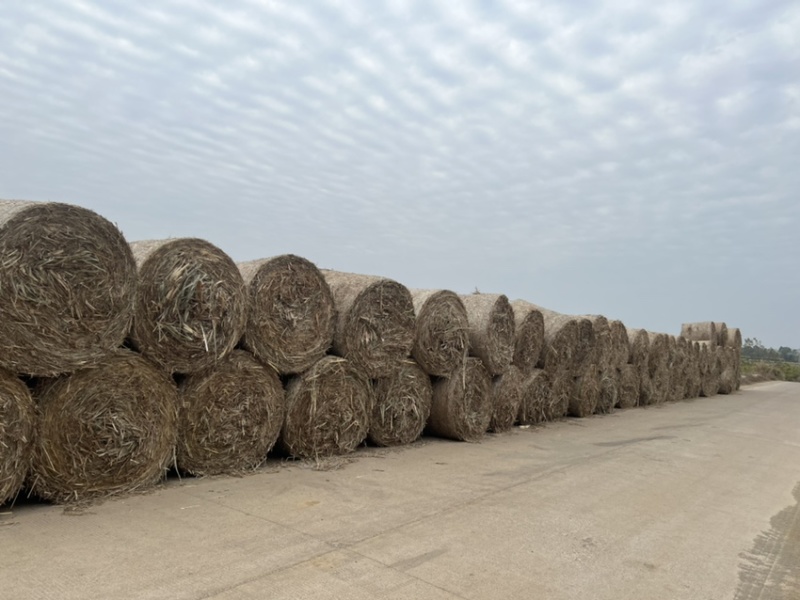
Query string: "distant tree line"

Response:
xmin=742 ymin=338 xmax=800 ymax=363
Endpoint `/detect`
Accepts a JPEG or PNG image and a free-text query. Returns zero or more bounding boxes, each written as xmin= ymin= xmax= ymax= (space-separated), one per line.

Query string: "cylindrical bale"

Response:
xmin=518 ymin=368 xmax=551 ymax=425
xmin=177 ymin=350 xmax=285 ymax=476
xmin=410 ymin=290 xmax=469 ymax=377
xmin=239 ymin=255 xmax=335 ymax=375
xmin=281 ymin=356 xmax=372 ymax=459
xmin=428 ymin=357 xmax=492 ymax=442
xmin=0 ymin=371 xmax=35 ymax=505
xmin=489 ymin=365 xmax=523 ymax=433
xmin=460 ymin=294 xmax=516 ymax=376
xmin=646 ymin=331 xmax=670 ymax=404
xmin=0 ymin=201 xmax=137 ymax=376
xmin=698 ymin=342 xmax=720 ymax=397
xmin=510 ymin=300 xmax=545 ymax=376
xmin=717 ymin=347 xmax=738 ymax=395
xmin=595 ymin=369 xmax=618 ymax=414
xmin=608 ymin=320 xmax=630 ymax=369
xmin=727 ymin=328 xmax=743 ymax=390
xmin=570 ymin=368 xmax=599 ymax=417
xmin=713 ymin=322 xmax=729 ymax=347
xmin=29 ymin=352 xmax=178 ymax=503
xmin=616 ymin=365 xmax=640 ymax=409
xmin=638 ymin=369 xmax=654 ymax=406
xmin=369 ymin=359 xmax=432 ymax=447
xmin=322 ymin=271 xmax=415 ymax=379
xmin=680 ymin=322 xmax=718 ymax=346
xmin=627 ymin=328 xmax=649 ymax=367
xmin=549 ymin=371 xmax=573 ymax=420
xmin=685 ymin=342 xmax=703 ymax=399
xmin=538 ymin=308 xmax=581 ymax=373
xmin=666 ymin=336 xmax=685 ymax=402
xmin=574 ymin=318 xmax=597 ymax=374
xmin=130 ymin=239 xmax=247 ymax=374
xmin=582 ymin=315 xmax=611 ymax=371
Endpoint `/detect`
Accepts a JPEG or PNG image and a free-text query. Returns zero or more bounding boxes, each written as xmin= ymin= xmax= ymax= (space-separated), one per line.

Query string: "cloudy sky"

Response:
xmin=1 ymin=0 xmax=798 ymax=347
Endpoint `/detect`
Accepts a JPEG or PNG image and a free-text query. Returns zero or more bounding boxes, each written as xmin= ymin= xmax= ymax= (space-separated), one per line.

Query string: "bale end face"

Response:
xmin=369 ymin=359 xmax=432 ymax=446
xmin=0 ymin=372 xmax=35 ymax=505
xmin=428 ymin=357 xmax=492 ymax=442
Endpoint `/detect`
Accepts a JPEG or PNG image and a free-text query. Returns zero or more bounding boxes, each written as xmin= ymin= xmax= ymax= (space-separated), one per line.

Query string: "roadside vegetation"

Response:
xmin=739 ymin=338 xmax=800 ymax=384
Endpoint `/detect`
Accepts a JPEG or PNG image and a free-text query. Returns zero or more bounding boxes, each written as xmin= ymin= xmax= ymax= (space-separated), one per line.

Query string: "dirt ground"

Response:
xmin=2 ymin=381 xmax=799 ymax=600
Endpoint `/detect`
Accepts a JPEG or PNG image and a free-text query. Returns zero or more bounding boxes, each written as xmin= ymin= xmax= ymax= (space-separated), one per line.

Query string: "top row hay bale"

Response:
xmin=410 ymin=290 xmax=469 ymax=377
xmin=726 ymin=327 xmax=742 ymax=350
xmin=322 ymin=271 xmax=415 ymax=379
xmin=0 ymin=200 xmax=136 ymax=376
xmin=460 ymin=294 xmax=515 ymax=376
xmin=680 ymin=322 xmax=718 ymax=346
xmin=239 ymin=255 xmax=335 ymax=375
xmin=608 ymin=320 xmax=630 ymax=368
xmin=582 ymin=315 xmax=611 ymax=370
xmin=713 ymin=322 xmax=729 ymax=347
xmin=510 ymin=300 xmax=545 ymax=376
xmin=536 ymin=307 xmax=580 ymax=374
xmin=130 ymin=239 xmax=247 ymax=374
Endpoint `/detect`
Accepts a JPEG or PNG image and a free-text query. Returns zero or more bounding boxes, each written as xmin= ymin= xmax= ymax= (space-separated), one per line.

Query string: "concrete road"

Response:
xmin=2 ymin=381 xmax=799 ymax=600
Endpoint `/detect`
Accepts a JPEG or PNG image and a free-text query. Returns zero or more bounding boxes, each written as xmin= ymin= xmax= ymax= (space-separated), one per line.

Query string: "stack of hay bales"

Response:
xmin=681 ymin=321 xmax=742 ymax=396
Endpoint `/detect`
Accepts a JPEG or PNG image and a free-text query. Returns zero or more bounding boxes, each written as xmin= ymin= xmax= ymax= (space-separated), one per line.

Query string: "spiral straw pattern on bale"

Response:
xmin=713 ymin=322 xmax=729 ymax=347
xmin=570 ymin=369 xmax=600 ymax=417
xmin=0 ymin=371 xmax=35 ymax=505
xmin=583 ymin=315 xmax=611 ymax=371
xmin=717 ymin=347 xmax=738 ymax=395
xmin=322 ymin=271 xmax=415 ymax=379
xmin=510 ymin=300 xmax=545 ymax=376
xmin=369 ymin=359 xmax=432 ymax=447
xmin=538 ymin=309 xmax=581 ymax=374
xmin=29 ymin=352 xmax=178 ymax=503
xmin=616 ymin=364 xmax=640 ymax=409
xmin=608 ymin=320 xmax=631 ymax=369
xmin=460 ymin=294 xmax=516 ymax=376
xmin=428 ymin=357 xmax=492 ymax=442
xmin=281 ymin=356 xmax=372 ymax=459
xmin=177 ymin=350 xmax=285 ymax=476
xmin=518 ymin=369 xmax=552 ymax=425
xmin=0 ymin=201 xmax=136 ymax=376
xmin=489 ymin=365 xmax=523 ymax=433
xmin=130 ymin=238 xmax=247 ymax=374
xmin=596 ymin=369 xmax=619 ymax=414
xmin=239 ymin=255 xmax=335 ymax=375
xmin=410 ymin=290 xmax=469 ymax=377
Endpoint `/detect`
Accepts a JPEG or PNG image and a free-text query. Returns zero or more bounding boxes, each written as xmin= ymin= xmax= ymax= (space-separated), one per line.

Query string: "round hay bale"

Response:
xmin=518 ymin=369 xmax=551 ymax=425
xmin=29 ymin=352 xmax=178 ymax=503
xmin=574 ymin=318 xmax=597 ymax=374
xmin=726 ymin=328 xmax=743 ymax=390
xmin=130 ymin=239 xmax=247 ymax=374
xmin=570 ymin=369 xmax=599 ymax=417
xmin=428 ymin=357 xmax=491 ymax=442
xmin=281 ymin=356 xmax=372 ymax=459
xmin=626 ymin=328 xmax=649 ymax=367
xmin=638 ymin=368 xmax=654 ymax=406
xmin=645 ymin=331 xmax=670 ymax=404
xmin=369 ymin=359 xmax=432 ymax=447
xmin=717 ymin=347 xmax=738 ymax=395
xmin=489 ymin=365 xmax=523 ymax=433
xmin=0 ymin=201 xmax=136 ymax=376
xmin=616 ymin=365 xmax=640 ymax=409
xmin=684 ymin=342 xmax=703 ymax=399
xmin=0 ymin=371 xmax=35 ymax=505
xmin=713 ymin=322 xmax=729 ymax=347
xmin=322 ymin=271 xmax=415 ymax=378
xmin=666 ymin=336 xmax=684 ymax=402
xmin=538 ymin=309 xmax=580 ymax=373
xmin=698 ymin=342 xmax=720 ymax=397
xmin=596 ymin=368 xmax=618 ymax=414
xmin=549 ymin=371 xmax=573 ymax=420
xmin=510 ymin=300 xmax=545 ymax=376
xmin=239 ymin=255 xmax=335 ymax=375
xmin=583 ymin=315 xmax=611 ymax=371
xmin=608 ymin=320 xmax=630 ymax=368
xmin=177 ymin=350 xmax=285 ymax=476
xmin=680 ymin=322 xmax=718 ymax=346
xmin=410 ymin=290 xmax=469 ymax=377
xmin=460 ymin=294 xmax=515 ymax=376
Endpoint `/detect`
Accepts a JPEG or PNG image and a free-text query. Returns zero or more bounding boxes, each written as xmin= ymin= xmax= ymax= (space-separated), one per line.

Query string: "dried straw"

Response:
xmin=574 ymin=318 xmax=597 ymax=374
xmin=460 ymin=294 xmax=516 ymax=376
xmin=727 ymin=327 xmax=743 ymax=390
xmin=369 ymin=359 xmax=432 ymax=447
xmin=0 ymin=200 xmax=136 ymax=376
xmin=627 ymin=328 xmax=652 ymax=405
xmin=608 ymin=320 xmax=630 ymax=368
xmin=698 ymin=342 xmax=720 ymax=397
xmin=680 ymin=322 xmax=718 ymax=346
xmin=717 ymin=347 xmax=738 ymax=395
xmin=0 ymin=370 xmax=35 ymax=505
xmin=538 ymin=308 xmax=581 ymax=373
xmin=322 ymin=271 xmax=415 ymax=378
xmin=281 ymin=356 xmax=372 ymax=459
xmin=596 ymin=369 xmax=619 ymax=414
xmin=712 ymin=322 xmax=729 ymax=347
xmin=410 ymin=290 xmax=469 ymax=377
xmin=518 ymin=369 xmax=552 ymax=425
xmin=130 ymin=238 xmax=247 ymax=374
xmin=570 ymin=369 xmax=599 ymax=417
xmin=177 ymin=350 xmax=285 ymax=476
xmin=684 ymin=342 xmax=703 ymax=399
xmin=510 ymin=300 xmax=545 ymax=376
xmin=29 ymin=351 xmax=178 ymax=503
xmin=616 ymin=365 xmax=640 ymax=409
xmin=645 ymin=331 xmax=670 ymax=405
xmin=548 ymin=371 xmax=573 ymax=420
xmin=239 ymin=255 xmax=335 ymax=375
xmin=583 ymin=315 xmax=611 ymax=371
xmin=428 ymin=357 xmax=492 ymax=442
xmin=489 ymin=365 xmax=523 ymax=433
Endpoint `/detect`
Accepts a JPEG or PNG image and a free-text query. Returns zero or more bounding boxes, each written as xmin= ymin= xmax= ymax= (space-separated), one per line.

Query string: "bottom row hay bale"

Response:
xmin=428 ymin=357 xmax=491 ymax=442
xmin=177 ymin=350 xmax=285 ymax=476
xmin=570 ymin=369 xmax=599 ymax=417
xmin=489 ymin=365 xmax=523 ymax=433
xmin=548 ymin=371 xmax=573 ymax=420
xmin=0 ymin=371 xmax=35 ymax=505
xmin=717 ymin=347 xmax=737 ymax=395
xmin=595 ymin=369 xmax=618 ymax=414
xmin=281 ymin=356 xmax=372 ymax=459
xmin=616 ymin=365 xmax=640 ymax=409
xmin=29 ymin=352 xmax=178 ymax=503
xmin=369 ymin=360 xmax=432 ymax=447
xmin=518 ymin=369 xmax=550 ymax=425
xmin=699 ymin=342 xmax=720 ymax=397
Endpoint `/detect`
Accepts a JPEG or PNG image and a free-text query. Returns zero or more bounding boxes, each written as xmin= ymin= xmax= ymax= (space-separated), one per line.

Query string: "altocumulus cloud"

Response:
xmin=0 ymin=0 xmax=798 ymax=346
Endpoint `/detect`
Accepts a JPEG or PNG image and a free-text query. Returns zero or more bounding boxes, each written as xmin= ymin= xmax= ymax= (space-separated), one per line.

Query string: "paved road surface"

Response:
xmin=2 ymin=381 xmax=799 ymax=600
